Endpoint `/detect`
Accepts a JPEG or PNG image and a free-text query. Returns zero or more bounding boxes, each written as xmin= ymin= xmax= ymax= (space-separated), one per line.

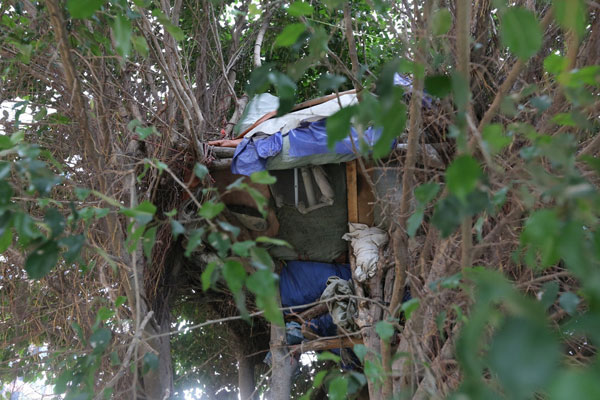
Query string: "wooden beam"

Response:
xmin=284 ymin=303 xmax=329 ymax=323
xmin=290 ymin=336 xmax=362 ymax=353
xmin=346 ymin=160 xmax=358 ymax=223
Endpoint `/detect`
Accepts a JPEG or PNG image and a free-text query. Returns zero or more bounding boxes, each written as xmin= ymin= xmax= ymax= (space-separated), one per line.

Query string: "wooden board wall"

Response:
xmin=346 ymin=160 xmax=375 ymax=226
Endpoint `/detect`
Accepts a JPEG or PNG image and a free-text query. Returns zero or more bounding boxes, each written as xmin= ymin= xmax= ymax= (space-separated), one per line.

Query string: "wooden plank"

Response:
xmin=346 ymin=160 xmax=358 ymax=223
xmin=356 ymin=164 xmax=375 ymax=225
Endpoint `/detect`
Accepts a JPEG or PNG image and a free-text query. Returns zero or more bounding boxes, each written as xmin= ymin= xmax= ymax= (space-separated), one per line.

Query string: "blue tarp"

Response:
xmin=280 ymin=260 xmax=351 ymax=308
xmin=288 ymin=119 xmax=381 ymax=157
xmin=231 ymin=132 xmax=282 ymax=175
xmin=279 ymin=260 xmax=351 ymax=337
xmin=231 ymin=118 xmax=383 ymax=176
xmin=230 ymin=74 xmax=433 ymax=176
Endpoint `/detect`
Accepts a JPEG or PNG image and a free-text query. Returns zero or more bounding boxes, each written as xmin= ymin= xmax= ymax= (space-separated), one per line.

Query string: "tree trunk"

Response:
xmin=141 ymin=309 xmax=174 ymax=399
xmin=238 ymin=353 xmax=256 ymax=400
xmin=269 ymin=292 xmax=296 ymax=400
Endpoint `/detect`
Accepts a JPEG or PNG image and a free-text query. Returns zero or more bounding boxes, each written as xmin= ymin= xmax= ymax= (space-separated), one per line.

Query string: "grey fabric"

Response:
xmin=320 ymin=276 xmax=357 ymax=332
xmin=268 ymin=164 xmax=348 ymax=262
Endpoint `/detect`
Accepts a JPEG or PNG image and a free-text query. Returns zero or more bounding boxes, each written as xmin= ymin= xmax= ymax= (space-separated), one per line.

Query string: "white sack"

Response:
xmin=342 ymin=223 xmax=389 ymax=282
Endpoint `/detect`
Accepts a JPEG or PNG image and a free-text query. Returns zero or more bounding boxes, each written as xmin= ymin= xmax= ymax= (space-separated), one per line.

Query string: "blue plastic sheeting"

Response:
xmin=305 ymin=314 xmax=338 ymax=337
xmin=287 ymin=119 xmax=382 ymax=157
xmin=279 ymin=260 xmax=351 ymax=342
xmin=279 ymin=260 xmax=351 ymax=309
xmin=231 ymin=118 xmax=384 ymax=176
xmin=231 ymin=132 xmax=282 ymax=175
xmin=394 ymin=72 xmax=433 ymax=108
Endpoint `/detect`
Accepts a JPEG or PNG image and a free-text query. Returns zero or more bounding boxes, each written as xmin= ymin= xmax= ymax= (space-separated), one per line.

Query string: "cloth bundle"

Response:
xmin=342 ymin=223 xmax=389 ymax=282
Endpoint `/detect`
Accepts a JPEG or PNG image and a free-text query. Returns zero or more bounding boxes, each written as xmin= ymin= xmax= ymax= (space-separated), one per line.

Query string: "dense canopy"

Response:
xmin=1 ymin=0 xmax=600 ymax=399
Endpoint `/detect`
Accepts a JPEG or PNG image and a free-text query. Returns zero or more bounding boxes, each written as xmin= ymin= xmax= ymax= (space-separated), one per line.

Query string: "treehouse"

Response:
xmin=202 ymin=76 xmax=446 ymax=363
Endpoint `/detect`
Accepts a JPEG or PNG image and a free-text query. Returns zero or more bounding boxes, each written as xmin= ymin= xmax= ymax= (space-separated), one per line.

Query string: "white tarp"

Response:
xmin=237 ymin=93 xmax=280 ymax=133
xmin=342 ymin=223 xmax=389 ymax=282
xmin=246 ymin=93 xmax=358 ymax=137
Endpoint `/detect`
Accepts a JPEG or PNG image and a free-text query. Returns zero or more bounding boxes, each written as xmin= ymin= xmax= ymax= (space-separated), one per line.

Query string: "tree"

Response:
xmin=1 ymin=0 xmax=600 ymax=399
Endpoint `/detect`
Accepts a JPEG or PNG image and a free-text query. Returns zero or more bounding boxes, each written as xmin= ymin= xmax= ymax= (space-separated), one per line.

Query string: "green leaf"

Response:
xmin=431 ymin=8 xmax=452 ymax=35
xmin=0 ymin=225 xmax=13 ymax=253
xmin=115 ymin=296 xmax=127 ymax=308
xmin=60 ymin=234 xmax=85 ymax=263
xmin=142 ymin=226 xmax=157 ymax=258
xmin=97 ymin=306 xmax=115 ymax=322
xmin=25 ymin=240 xmax=60 ymax=279
xmin=232 ymin=241 xmax=255 ymax=257
xmin=353 ymin=344 xmax=368 ymax=362
xmin=250 ymin=247 xmax=274 ymax=270
xmin=425 ymin=74 xmax=452 ymax=98
xmin=198 ymin=201 xmax=224 ymax=219
xmin=375 ymin=320 xmax=395 ymax=342
xmin=109 ymin=350 xmax=120 ymax=367
xmin=406 ymin=209 xmax=424 ymax=238
xmin=0 ymin=181 xmax=13 ymax=207
xmin=135 ymin=126 xmax=159 ymax=140
xmin=363 ymin=359 xmax=384 ymax=385
xmin=246 ymin=186 xmax=268 ymax=217
xmin=112 ymin=15 xmax=132 ymax=58
xmin=208 ymin=231 xmax=231 ymax=257
xmin=44 ymin=208 xmax=66 ymax=237
xmin=74 ymin=187 xmax=91 ymax=201
xmin=488 ymin=316 xmax=560 ymax=398
xmin=540 ymin=281 xmax=559 ymax=310
xmin=313 ymin=370 xmax=328 ymax=388
xmin=255 ymin=236 xmax=292 ymax=247
xmin=431 ymin=195 xmax=464 ymax=237
xmin=415 ymin=182 xmax=440 ymax=204
xmin=142 ymin=352 xmax=159 ymax=374
xmin=194 ymin=163 xmax=209 ymax=179
xmin=151 ymin=9 xmax=184 ymax=41
xmin=400 ymin=298 xmax=420 ymax=320
xmin=217 ymin=221 xmax=239 ymax=238
xmin=275 ymin=23 xmax=306 ymax=47
xmin=553 ymin=0 xmax=587 ymax=39
xmin=530 ymin=95 xmax=552 ymax=113
xmin=0 ymin=135 xmax=14 ymax=150
xmin=549 ymin=369 xmax=600 ymax=400
xmin=544 ymin=54 xmax=568 ymax=76
xmin=446 ymin=155 xmax=482 ymax=201
xmin=170 ymin=219 xmax=185 ymax=238
xmin=482 ymin=124 xmax=512 ymax=155
xmin=184 ymin=228 xmax=205 ymax=257
xmin=287 ymin=1 xmax=314 ymax=16
xmin=247 ymin=268 xmax=281 ymax=324
xmin=317 ymin=73 xmax=346 ymax=93
xmin=66 ymin=0 xmax=107 ymax=19
xmin=317 ymin=351 xmax=341 ymax=362
xmin=328 ymin=377 xmax=348 ymax=400
xmin=500 ymin=7 xmax=543 ymax=60
xmin=223 ymin=260 xmax=247 ymax=293
xmin=250 ymin=170 xmax=276 ymax=184
xmin=121 ymin=201 xmax=156 ymax=225
xmin=202 ymin=261 xmax=218 ymax=291
xmin=89 ymin=327 xmax=112 ymax=354
xmin=268 ymin=72 xmax=296 ymax=115
xmin=0 ymin=161 xmax=10 ymax=180
xmin=131 ymin=35 xmax=149 ymax=57
xmin=374 ymin=93 xmax=407 ymax=159
xmin=559 ymin=292 xmax=580 ymax=315
xmin=451 ymin=72 xmax=470 ymax=111
xmin=521 ymin=209 xmax=561 ymax=268
xmin=326 ymin=106 xmax=357 ymax=149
